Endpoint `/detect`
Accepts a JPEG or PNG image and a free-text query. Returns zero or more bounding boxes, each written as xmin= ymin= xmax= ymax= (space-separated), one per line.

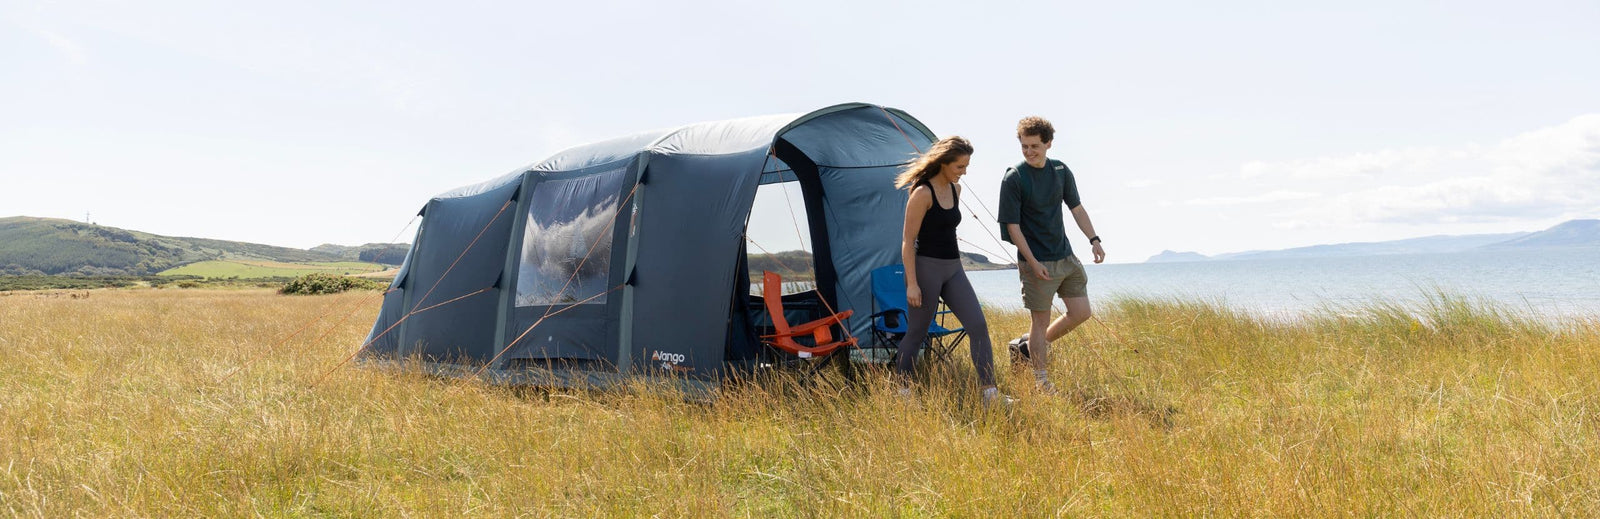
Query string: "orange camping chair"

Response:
xmin=759 ymin=270 xmax=857 ymax=359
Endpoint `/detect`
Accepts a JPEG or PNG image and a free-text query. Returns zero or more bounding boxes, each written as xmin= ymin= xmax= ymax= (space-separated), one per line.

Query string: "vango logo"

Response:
xmin=650 ymin=350 xmax=686 ymax=364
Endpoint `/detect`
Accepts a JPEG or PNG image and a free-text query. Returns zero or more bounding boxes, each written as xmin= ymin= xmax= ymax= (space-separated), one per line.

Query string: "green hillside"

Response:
xmin=309 ymin=243 xmax=412 ymax=263
xmin=0 ymin=217 xmax=211 ymax=276
xmin=159 ymin=260 xmax=388 ymax=278
xmin=0 ymin=216 xmax=403 ymax=277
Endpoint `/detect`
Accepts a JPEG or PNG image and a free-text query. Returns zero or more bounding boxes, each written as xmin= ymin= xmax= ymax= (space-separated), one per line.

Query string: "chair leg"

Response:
xmin=928 ymin=331 xmax=967 ymax=363
xmin=875 ymin=332 xmax=905 ymax=366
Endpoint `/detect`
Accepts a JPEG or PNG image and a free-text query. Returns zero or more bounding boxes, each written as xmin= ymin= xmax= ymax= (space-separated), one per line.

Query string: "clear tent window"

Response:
xmin=515 ymin=168 xmax=627 ymax=307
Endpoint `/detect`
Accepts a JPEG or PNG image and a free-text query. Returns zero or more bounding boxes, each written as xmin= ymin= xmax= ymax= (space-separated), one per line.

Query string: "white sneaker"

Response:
xmin=981 ymin=387 xmax=1017 ymax=408
xmin=1036 ymin=379 xmax=1059 ymax=396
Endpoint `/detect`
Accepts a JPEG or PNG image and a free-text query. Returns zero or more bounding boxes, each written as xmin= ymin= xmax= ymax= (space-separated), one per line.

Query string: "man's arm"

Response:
xmin=1007 ymin=223 xmax=1049 ymax=280
xmin=1069 ymin=205 xmax=1105 ymax=264
xmin=997 ymin=169 xmax=1047 ymax=278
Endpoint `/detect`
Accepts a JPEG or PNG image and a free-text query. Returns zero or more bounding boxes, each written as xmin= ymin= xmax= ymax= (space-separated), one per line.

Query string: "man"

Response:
xmin=996 ymin=116 xmax=1104 ymax=393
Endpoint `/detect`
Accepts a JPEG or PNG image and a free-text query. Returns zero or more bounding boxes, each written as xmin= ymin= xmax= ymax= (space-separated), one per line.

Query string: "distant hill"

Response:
xmin=310 ymin=243 xmax=413 ymax=263
xmin=0 ymin=216 xmax=404 ymax=276
xmin=960 ymin=251 xmax=1014 ymax=271
xmin=1146 ymin=250 xmax=1211 ymax=263
xmin=1145 ymin=219 xmax=1597 ymax=263
xmin=1215 ymin=232 xmax=1530 ymax=261
xmin=1483 ymin=219 xmax=1600 ymax=248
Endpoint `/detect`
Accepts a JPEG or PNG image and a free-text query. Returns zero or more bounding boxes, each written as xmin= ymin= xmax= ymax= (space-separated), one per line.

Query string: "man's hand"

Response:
xmin=1029 ymin=259 xmax=1049 ymax=280
xmin=907 ymin=283 xmax=923 ymax=308
xmin=1092 ymin=242 xmax=1105 ymax=264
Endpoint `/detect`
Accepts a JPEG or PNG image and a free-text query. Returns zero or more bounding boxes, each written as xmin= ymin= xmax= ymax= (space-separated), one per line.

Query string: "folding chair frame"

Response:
xmin=867 ymin=264 xmax=967 ymax=365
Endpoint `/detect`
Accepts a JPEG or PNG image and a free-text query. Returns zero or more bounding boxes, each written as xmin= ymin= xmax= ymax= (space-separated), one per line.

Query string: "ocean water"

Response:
xmin=963 ymin=247 xmax=1600 ymax=320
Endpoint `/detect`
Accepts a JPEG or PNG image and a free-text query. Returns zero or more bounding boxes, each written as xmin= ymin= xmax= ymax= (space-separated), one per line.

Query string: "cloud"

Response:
xmin=33 ymin=28 xmax=86 ymax=64
xmin=1246 ymin=114 xmax=1600 ymax=227
xmin=1186 ymin=190 xmax=1320 ymax=206
xmin=1237 ymin=147 xmax=1482 ymax=182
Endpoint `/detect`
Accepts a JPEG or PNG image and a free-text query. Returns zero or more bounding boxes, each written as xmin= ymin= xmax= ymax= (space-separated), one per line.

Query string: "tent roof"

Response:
xmin=432 ymin=102 xmax=933 ymax=200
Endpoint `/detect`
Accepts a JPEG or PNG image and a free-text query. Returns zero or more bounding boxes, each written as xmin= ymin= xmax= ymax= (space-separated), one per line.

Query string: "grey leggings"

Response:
xmin=896 ymin=256 xmax=995 ymax=387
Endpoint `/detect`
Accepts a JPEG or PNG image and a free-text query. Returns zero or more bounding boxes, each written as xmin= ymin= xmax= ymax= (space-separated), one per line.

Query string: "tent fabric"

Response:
xmin=818 ymin=163 xmax=911 ymax=340
xmin=530 ymin=130 xmax=671 ymax=173
xmin=628 ymin=150 xmax=768 ymax=377
xmin=778 ymin=108 xmax=927 ymax=168
xmin=647 ymin=114 xmax=797 ymax=156
xmin=361 ymin=102 xmax=937 ymax=387
xmin=394 ymin=181 xmax=519 ymax=362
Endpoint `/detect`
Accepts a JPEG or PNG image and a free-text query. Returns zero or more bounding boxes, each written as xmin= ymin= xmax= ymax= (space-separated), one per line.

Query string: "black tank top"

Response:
xmin=916 ymin=181 xmax=961 ymax=259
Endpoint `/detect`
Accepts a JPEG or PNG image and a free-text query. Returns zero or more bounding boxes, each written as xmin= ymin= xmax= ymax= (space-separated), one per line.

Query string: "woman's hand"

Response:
xmin=906 ymin=284 xmax=923 ymax=308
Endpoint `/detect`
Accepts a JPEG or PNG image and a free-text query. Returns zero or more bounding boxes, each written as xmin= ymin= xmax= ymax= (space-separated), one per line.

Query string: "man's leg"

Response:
xmin=1045 ymin=296 xmax=1092 ymax=342
xmin=1027 ymin=309 xmax=1052 ymax=373
xmin=1046 ymin=256 xmax=1093 ymax=343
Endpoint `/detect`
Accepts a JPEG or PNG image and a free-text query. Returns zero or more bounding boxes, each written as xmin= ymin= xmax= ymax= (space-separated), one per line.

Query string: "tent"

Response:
xmin=360 ymin=102 xmax=937 ymax=389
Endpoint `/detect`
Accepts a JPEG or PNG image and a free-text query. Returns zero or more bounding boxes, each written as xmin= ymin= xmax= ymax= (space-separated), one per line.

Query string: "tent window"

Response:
xmin=515 ymin=168 xmax=627 ymax=306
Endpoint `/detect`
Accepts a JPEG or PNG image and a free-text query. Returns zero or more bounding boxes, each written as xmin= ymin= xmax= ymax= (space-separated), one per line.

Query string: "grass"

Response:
xmin=2 ymin=289 xmax=1598 ymax=516
xmin=158 ymin=260 xmax=388 ymax=278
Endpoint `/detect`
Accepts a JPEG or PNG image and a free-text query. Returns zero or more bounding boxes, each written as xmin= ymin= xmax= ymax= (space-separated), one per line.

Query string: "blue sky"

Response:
xmin=3 ymin=1 xmax=1597 ymax=263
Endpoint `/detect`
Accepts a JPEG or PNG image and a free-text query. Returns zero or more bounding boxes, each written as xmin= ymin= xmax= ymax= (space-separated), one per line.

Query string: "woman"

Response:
xmin=893 ymin=136 xmax=1011 ymax=407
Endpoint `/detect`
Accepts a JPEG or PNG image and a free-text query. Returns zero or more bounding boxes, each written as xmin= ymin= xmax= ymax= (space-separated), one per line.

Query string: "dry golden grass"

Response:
xmin=2 ymin=288 xmax=1598 ymax=516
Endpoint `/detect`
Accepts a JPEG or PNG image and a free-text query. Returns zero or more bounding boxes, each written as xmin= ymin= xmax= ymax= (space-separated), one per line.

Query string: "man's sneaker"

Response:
xmin=1036 ymin=378 xmax=1060 ymax=396
xmin=981 ymin=387 xmax=1017 ymax=409
xmin=1007 ymin=335 xmax=1030 ymax=363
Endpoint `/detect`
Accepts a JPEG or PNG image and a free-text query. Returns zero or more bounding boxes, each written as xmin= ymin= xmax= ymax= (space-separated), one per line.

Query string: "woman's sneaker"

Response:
xmin=981 ymin=387 xmax=1017 ymax=409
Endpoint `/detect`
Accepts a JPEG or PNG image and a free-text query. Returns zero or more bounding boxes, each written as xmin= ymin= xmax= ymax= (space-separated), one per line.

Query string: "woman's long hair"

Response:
xmin=894 ymin=136 xmax=974 ymax=190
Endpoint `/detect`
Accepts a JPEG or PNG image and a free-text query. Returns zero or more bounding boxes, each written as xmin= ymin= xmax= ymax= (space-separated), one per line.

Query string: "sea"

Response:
xmin=962 ymin=247 xmax=1600 ymax=321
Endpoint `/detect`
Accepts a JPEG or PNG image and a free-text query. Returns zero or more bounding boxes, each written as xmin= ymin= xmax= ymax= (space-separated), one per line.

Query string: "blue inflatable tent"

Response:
xmin=361 ymin=102 xmax=937 ymax=388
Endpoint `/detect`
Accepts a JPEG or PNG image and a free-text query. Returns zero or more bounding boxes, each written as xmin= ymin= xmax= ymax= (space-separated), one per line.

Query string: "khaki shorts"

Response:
xmin=1019 ymin=256 xmax=1088 ymax=311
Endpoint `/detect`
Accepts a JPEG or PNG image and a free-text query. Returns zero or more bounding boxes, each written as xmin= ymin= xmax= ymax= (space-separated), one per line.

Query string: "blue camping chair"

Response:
xmin=868 ymin=264 xmax=967 ymax=363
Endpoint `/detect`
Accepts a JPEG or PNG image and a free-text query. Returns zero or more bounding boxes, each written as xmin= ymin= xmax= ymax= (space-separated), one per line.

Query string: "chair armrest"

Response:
xmin=870 ymin=309 xmax=905 ymax=328
xmin=771 ymin=309 xmax=854 ymax=335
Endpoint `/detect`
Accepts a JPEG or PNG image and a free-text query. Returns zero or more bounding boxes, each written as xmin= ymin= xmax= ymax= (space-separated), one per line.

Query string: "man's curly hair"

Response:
xmin=1016 ymin=116 xmax=1055 ymax=143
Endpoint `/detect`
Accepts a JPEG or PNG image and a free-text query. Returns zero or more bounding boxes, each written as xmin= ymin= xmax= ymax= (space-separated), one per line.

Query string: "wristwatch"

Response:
xmin=1089 ymin=235 xmax=1102 ymax=245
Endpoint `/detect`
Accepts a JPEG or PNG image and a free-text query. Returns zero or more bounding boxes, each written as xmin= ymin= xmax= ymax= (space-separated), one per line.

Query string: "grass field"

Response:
xmin=2 ymin=289 xmax=1598 ymax=516
xmin=158 ymin=260 xmax=388 ymax=278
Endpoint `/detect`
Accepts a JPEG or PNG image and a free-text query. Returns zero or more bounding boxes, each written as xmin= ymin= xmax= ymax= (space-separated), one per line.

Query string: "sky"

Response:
xmin=3 ymin=1 xmax=1597 ymax=264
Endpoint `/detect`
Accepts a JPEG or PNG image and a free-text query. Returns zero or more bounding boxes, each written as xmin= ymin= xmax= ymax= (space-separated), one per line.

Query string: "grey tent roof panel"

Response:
xmin=645 ymin=113 xmax=798 ymax=156
xmin=530 ymin=129 xmax=674 ymax=173
xmin=433 ymin=170 xmax=524 ymax=200
xmin=431 ymin=103 xmax=934 ymax=198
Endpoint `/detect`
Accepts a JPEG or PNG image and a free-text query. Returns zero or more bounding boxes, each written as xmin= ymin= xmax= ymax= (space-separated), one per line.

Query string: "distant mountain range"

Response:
xmin=1146 ymin=219 xmax=1600 ymax=263
xmin=0 ymin=216 xmax=407 ymax=276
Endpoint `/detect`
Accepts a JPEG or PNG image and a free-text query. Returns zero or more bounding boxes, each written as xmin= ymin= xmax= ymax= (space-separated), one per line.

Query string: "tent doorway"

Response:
xmin=728 ymin=139 xmax=842 ymax=365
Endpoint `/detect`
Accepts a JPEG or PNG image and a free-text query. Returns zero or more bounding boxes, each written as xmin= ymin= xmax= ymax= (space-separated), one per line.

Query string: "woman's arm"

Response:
xmin=902 ymin=186 xmax=931 ymax=308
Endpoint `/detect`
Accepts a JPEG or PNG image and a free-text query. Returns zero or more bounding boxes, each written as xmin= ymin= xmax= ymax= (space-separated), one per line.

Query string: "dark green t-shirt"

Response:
xmin=997 ymin=159 xmax=1081 ymax=262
